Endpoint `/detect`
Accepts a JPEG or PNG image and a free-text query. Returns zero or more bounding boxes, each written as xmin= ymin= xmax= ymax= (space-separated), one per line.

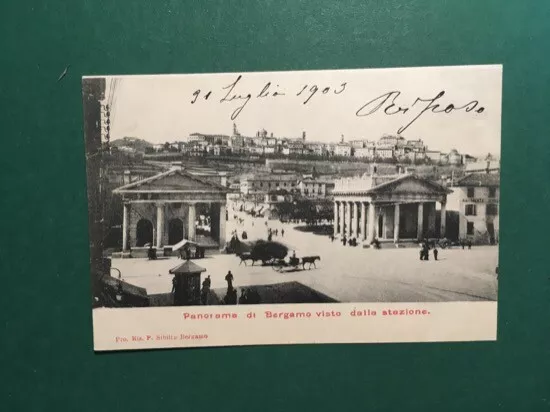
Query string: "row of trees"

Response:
xmin=272 ymin=197 xmax=333 ymax=225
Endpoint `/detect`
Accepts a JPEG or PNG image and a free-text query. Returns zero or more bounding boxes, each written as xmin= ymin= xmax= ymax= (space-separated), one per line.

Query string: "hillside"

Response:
xmin=110 ymin=137 xmax=153 ymax=153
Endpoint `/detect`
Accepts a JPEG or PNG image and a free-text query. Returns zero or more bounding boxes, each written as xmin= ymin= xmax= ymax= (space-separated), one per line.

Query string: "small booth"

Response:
xmin=169 ymin=260 xmax=206 ymax=306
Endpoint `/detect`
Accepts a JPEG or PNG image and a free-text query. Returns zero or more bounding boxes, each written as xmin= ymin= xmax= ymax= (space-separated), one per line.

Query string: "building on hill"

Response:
xmin=334 ymin=143 xmax=352 ymax=157
xmin=188 ymin=132 xmax=230 ymax=145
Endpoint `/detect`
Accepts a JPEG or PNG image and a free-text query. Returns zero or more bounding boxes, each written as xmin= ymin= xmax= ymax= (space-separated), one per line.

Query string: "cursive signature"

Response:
xmin=356 ymin=90 xmax=485 ymax=134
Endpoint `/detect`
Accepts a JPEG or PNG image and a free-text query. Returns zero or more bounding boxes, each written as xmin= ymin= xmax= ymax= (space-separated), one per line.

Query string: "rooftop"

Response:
xmin=454 ymin=173 xmax=500 ymax=187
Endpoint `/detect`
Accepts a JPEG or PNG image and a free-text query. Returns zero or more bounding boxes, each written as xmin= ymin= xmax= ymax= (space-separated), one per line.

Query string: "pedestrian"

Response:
xmin=467 ymin=240 xmax=472 ymax=250
xmin=204 ymin=275 xmax=211 ymax=288
xmin=433 ymin=248 xmax=438 ymax=261
xmin=342 ymin=235 xmax=347 ymax=246
xmin=201 ymin=279 xmax=210 ymax=305
xmin=461 ymin=240 xmax=465 ymax=250
xmin=281 ymin=229 xmax=284 ymax=237
xmin=419 ymin=248 xmax=424 ymax=261
xmin=225 ymin=271 xmax=234 ymax=290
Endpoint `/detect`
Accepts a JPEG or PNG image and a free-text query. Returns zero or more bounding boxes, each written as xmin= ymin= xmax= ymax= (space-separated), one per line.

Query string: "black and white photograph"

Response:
xmin=84 ymin=66 xmax=501 ymax=350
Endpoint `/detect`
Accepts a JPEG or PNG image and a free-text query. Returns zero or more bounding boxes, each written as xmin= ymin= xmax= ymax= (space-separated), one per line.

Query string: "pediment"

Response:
xmin=114 ymin=169 xmax=227 ymax=193
xmin=369 ymin=175 xmax=449 ymax=195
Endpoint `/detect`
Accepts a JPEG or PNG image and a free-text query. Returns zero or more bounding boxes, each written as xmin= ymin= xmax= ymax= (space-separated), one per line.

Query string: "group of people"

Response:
xmin=266 ymin=226 xmax=284 ymax=241
xmin=178 ymin=245 xmax=205 ymax=260
xmin=419 ymin=242 xmax=438 ymax=261
xmin=330 ymin=234 xmax=380 ymax=249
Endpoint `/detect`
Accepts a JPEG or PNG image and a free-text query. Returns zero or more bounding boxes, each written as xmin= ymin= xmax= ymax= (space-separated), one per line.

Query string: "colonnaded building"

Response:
xmin=113 ymin=168 xmax=230 ymax=255
xmin=332 ymin=171 xmax=452 ymax=245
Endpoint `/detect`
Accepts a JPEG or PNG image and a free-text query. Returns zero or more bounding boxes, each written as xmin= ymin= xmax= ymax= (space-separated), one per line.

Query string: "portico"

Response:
xmin=333 ymin=173 xmax=451 ymax=245
xmin=113 ymin=169 xmax=229 ymax=254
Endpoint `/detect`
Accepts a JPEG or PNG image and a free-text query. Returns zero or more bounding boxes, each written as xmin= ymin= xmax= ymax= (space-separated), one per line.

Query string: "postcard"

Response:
xmin=83 ymin=65 xmax=501 ymax=351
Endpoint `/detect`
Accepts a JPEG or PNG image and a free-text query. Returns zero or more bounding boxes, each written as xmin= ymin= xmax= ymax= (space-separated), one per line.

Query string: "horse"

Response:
xmin=238 ymin=252 xmax=263 ymax=266
xmin=301 ymin=256 xmax=321 ymax=270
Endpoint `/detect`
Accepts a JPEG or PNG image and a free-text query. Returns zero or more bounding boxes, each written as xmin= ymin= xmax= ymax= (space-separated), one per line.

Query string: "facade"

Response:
xmin=447 ymin=149 xmax=463 ymax=166
xmin=375 ymin=146 xmax=394 ymax=159
xmin=304 ymin=142 xmax=326 ymax=156
xmin=425 ymin=150 xmax=441 ymax=162
xmin=113 ymin=168 xmax=229 ymax=252
xmin=353 ymin=146 xmax=376 ymax=159
xmin=240 ymin=174 xmax=298 ymax=195
xmin=297 ymin=178 xmax=335 ymax=198
xmin=447 ymin=173 xmax=500 ymax=244
xmin=332 ymin=173 xmax=451 ymax=244
xmin=334 ymin=143 xmax=352 ymax=157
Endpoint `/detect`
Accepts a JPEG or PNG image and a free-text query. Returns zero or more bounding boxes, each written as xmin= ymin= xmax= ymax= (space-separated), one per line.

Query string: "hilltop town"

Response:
xmin=113 ymin=123 xmax=483 ymax=166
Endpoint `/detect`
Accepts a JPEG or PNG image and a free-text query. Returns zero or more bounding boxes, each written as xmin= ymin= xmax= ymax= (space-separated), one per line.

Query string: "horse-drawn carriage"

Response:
xmin=236 ymin=240 xmax=320 ymax=272
xmin=271 ymin=255 xmax=320 ymax=272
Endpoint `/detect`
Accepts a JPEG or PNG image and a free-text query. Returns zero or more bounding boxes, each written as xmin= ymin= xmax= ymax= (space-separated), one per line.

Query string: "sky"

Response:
xmin=98 ymin=65 xmax=502 ymax=156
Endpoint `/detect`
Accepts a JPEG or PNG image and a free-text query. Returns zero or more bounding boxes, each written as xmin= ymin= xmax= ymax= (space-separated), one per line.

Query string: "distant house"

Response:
xmin=334 ymin=143 xmax=352 ymax=157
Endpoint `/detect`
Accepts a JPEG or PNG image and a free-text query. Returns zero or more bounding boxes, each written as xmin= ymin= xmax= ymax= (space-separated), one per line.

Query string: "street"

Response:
xmin=112 ymin=203 xmax=498 ymax=303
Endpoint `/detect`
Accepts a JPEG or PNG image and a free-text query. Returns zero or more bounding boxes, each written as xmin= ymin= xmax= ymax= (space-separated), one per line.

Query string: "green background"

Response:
xmin=2 ymin=1 xmax=549 ymax=410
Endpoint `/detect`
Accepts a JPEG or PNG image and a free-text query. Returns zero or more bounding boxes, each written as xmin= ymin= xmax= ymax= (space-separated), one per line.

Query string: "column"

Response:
xmin=440 ymin=199 xmax=447 ymax=238
xmin=339 ymin=201 xmax=345 ymax=236
xmin=366 ymin=202 xmax=376 ymax=243
xmin=417 ymin=203 xmax=424 ymax=239
xmin=188 ymin=203 xmax=196 ymax=241
xmin=353 ymin=202 xmax=359 ymax=238
xmin=333 ymin=202 xmax=339 ymax=236
xmin=360 ymin=202 xmax=366 ymax=241
xmin=156 ymin=203 xmax=164 ymax=248
xmin=122 ymin=203 xmax=130 ymax=251
xmin=219 ymin=203 xmax=227 ymax=247
xmin=346 ymin=202 xmax=352 ymax=238
xmin=393 ymin=203 xmax=400 ymax=243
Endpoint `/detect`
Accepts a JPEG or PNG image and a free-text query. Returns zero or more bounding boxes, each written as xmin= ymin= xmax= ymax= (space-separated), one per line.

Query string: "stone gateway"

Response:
xmin=113 ymin=168 xmax=229 ymax=253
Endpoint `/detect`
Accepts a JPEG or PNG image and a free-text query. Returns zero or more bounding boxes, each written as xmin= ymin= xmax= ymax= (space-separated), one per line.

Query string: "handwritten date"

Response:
xmin=191 ymin=75 xmax=347 ymax=120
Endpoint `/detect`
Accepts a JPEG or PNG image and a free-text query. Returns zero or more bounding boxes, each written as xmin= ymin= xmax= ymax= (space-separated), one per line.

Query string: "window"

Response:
xmin=466 ymin=222 xmax=475 ymax=235
xmin=465 ymin=204 xmax=477 ymax=216
xmin=467 ymin=187 xmax=475 ymax=198
xmin=488 ymin=187 xmax=497 ymax=198
xmin=486 ymin=204 xmax=498 ymax=216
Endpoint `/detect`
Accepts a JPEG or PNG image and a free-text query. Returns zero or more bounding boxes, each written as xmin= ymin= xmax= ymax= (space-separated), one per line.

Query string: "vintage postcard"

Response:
xmin=84 ymin=65 xmax=501 ymax=351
